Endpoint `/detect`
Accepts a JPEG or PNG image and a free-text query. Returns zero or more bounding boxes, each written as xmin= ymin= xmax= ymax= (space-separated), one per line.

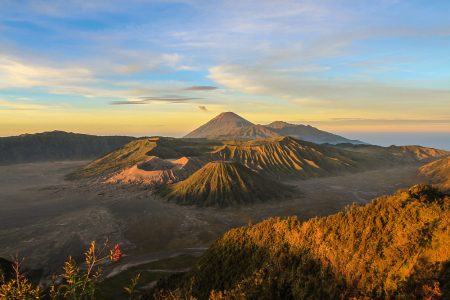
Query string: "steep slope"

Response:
xmin=184 ymin=112 xmax=258 ymax=139
xmin=159 ymin=161 xmax=294 ymax=207
xmin=266 ymin=121 xmax=365 ymax=144
xmin=211 ymin=136 xmax=362 ymax=178
xmin=155 ymin=184 xmax=450 ymax=299
xmin=68 ymin=137 xmax=214 ymax=180
xmin=0 ymin=131 xmax=134 ymax=165
xmin=419 ymin=156 xmax=450 ymax=191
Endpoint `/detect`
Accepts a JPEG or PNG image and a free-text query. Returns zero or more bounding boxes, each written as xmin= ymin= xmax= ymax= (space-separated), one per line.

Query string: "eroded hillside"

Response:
xmin=159 ymin=161 xmax=295 ymax=207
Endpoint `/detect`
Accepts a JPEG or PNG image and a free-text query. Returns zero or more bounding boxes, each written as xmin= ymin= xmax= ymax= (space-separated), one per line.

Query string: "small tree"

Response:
xmin=50 ymin=240 xmax=123 ymax=299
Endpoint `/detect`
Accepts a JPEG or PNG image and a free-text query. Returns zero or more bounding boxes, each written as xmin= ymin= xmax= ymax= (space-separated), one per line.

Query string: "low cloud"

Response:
xmin=198 ymin=105 xmax=208 ymax=111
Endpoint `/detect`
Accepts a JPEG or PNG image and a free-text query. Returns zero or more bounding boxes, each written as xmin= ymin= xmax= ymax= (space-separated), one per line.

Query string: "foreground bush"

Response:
xmin=0 ymin=241 xmax=141 ymax=300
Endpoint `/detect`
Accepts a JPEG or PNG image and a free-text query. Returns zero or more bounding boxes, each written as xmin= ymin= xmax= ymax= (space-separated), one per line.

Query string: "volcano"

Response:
xmin=159 ymin=161 xmax=294 ymax=206
xmin=184 ymin=112 xmax=364 ymax=144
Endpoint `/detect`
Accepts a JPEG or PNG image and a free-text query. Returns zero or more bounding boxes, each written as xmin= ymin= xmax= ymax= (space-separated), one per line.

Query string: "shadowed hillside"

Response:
xmin=154 ymin=184 xmax=450 ymax=299
xmin=420 ymin=157 xmax=450 ymax=192
xmin=159 ymin=161 xmax=295 ymax=207
xmin=0 ymin=131 xmax=134 ymax=165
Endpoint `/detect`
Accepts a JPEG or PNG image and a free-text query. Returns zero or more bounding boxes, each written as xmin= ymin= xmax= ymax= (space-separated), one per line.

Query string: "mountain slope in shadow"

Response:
xmin=0 ymin=131 xmax=134 ymax=165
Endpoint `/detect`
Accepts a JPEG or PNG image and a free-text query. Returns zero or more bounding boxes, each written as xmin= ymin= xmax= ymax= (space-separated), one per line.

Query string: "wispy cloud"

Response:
xmin=0 ymin=55 xmax=92 ymax=89
xmin=0 ymin=99 xmax=51 ymax=111
xmin=209 ymin=64 xmax=450 ymax=116
xmin=110 ymin=95 xmax=202 ymax=105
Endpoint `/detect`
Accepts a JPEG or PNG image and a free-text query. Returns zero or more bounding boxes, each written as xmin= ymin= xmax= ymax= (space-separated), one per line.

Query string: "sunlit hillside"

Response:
xmin=420 ymin=157 xmax=450 ymax=192
xmin=154 ymin=184 xmax=450 ymax=299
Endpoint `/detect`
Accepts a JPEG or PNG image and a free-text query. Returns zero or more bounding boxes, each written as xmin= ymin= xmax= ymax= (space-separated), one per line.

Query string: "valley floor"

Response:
xmin=0 ymin=161 xmax=427 ymax=287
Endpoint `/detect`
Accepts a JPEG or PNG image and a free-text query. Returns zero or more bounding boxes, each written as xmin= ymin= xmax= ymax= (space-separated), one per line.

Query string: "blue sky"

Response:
xmin=0 ymin=0 xmax=449 ymax=148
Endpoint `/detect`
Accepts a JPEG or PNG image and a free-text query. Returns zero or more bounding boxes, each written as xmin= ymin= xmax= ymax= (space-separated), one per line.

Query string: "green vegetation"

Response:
xmin=159 ymin=161 xmax=295 ymax=207
xmin=154 ymin=184 xmax=450 ymax=299
xmin=0 ymin=241 xmax=124 ymax=299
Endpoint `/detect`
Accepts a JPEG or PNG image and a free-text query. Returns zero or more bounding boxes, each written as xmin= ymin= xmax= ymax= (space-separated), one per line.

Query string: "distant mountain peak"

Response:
xmin=184 ymin=112 xmax=255 ymax=138
xmin=213 ymin=112 xmax=251 ymax=123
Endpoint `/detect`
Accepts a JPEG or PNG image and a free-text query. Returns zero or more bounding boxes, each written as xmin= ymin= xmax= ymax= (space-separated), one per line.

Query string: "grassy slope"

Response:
xmin=160 ymin=161 xmax=294 ymax=207
xmin=155 ymin=184 xmax=450 ymax=299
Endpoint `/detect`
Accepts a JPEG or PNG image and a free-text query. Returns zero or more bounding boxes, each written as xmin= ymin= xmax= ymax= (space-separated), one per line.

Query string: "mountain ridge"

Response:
xmin=184 ymin=112 xmax=365 ymax=144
